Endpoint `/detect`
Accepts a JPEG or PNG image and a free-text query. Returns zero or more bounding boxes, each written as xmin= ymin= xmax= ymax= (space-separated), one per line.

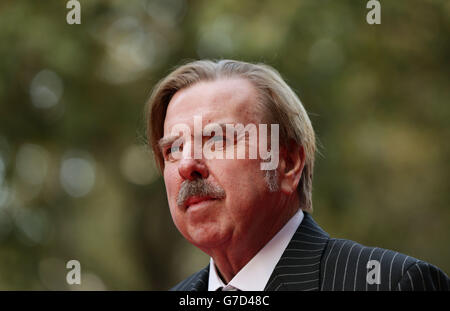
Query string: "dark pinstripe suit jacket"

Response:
xmin=171 ymin=212 xmax=449 ymax=291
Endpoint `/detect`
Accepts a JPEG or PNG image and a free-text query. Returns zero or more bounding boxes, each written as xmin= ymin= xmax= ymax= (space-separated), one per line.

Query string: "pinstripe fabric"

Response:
xmin=170 ymin=212 xmax=450 ymax=291
xmin=170 ymin=265 xmax=209 ymax=291
xmin=263 ymin=212 xmax=329 ymax=291
xmin=319 ymin=238 xmax=449 ymax=291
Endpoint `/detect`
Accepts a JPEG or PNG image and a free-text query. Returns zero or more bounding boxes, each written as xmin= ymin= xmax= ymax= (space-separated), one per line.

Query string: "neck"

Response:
xmin=206 ymin=195 xmax=300 ymax=283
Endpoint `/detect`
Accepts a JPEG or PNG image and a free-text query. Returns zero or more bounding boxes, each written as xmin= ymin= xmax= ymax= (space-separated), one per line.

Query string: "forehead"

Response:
xmin=163 ymin=78 xmax=264 ymax=133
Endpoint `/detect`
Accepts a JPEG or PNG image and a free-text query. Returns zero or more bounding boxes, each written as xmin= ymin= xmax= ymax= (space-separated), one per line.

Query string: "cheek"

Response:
xmin=163 ymin=165 xmax=186 ymax=230
xmin=215 ymin=159 xmax=266 ymax=197
xmin=163 ymin=165 xmax=180 ymax=205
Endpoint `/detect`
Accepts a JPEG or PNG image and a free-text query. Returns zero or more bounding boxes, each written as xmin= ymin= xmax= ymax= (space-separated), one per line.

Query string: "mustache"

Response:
xmin=177 ymin=179 xmax=226 ymax=207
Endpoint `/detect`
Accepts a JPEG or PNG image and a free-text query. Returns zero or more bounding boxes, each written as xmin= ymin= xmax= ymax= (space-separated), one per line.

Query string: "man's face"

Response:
xmin=161 ymin=78 xmax=283 ymax=252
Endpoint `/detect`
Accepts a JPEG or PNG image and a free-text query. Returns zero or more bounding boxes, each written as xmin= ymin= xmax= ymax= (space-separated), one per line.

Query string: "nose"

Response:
xmin=178 ymin=158 xmax=209 ymax=181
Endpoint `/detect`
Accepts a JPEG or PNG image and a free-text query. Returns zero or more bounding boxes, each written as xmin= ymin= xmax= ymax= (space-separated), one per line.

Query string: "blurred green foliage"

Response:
xmin=0 ymin=0 xmax=449 ymax=290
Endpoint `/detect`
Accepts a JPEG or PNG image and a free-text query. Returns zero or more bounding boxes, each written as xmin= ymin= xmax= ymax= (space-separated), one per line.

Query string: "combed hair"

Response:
xmin=145 ymin=59 xmax=316 ymax=212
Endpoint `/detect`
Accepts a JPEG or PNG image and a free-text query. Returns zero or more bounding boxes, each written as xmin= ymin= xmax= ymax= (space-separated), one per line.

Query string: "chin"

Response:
xmin=185 ymin=227 xmax=230 ymax=250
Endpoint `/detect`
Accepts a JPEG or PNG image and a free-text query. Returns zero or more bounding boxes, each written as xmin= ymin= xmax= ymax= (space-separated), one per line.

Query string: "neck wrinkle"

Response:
xmin=209 ymin=195 xmax=300 ymax=284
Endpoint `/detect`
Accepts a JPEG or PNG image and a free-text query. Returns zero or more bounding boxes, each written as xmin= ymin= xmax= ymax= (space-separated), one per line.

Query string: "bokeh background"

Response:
xmin=0 ymin=0 xmax=449 ymax=290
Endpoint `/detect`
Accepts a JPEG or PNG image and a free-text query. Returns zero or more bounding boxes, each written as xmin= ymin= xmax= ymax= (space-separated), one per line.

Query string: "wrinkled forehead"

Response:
xmin=163 ymin=78 xmax=266 ymax=134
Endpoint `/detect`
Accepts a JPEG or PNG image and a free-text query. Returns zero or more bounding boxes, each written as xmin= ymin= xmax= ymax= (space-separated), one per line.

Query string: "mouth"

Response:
xmin=184 ymin=196 xmax=218 ymax=210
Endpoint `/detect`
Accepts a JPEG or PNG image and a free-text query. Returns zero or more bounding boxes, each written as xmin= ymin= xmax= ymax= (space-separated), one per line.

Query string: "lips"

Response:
xmin=184 ymin=196 xmax=217 ymax=209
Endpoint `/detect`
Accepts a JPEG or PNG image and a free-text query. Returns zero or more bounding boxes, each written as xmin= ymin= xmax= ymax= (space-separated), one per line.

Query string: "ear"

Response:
xmin=279 ymin=142 xmax=306 ymax=195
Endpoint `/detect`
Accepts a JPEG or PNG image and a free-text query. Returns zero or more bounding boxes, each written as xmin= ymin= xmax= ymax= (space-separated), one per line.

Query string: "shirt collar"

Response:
xmin=208 ymin=209 xmax=304 ymax=291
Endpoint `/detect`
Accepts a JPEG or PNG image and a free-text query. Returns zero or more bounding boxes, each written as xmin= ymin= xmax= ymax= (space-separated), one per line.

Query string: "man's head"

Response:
xmin=146 ymin=60 xmax=315 ymax=253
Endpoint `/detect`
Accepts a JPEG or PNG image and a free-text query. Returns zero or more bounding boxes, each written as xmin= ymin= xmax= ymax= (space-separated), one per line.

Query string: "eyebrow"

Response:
xmin=158 ymin=135 xmax=181 ymax=151
xmin=203 ymin=122 xmax=227 ymax=134
xmin=157 ymin=122 xmax=236 ymax=150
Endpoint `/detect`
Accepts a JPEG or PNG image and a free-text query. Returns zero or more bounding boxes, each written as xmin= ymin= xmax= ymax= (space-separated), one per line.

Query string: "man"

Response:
xmin=145 ymin=59 xmax=449 ymax=291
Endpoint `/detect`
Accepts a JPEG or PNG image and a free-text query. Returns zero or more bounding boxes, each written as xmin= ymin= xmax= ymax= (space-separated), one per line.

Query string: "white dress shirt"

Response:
xmin=208 ymin=209 xmax=304 ymax=291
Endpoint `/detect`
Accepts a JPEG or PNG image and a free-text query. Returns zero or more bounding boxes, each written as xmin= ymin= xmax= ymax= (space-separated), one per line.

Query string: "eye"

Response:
xmin=211 ymin=135 xmax=225 ymax=142
xmin=205 ymin=135 xmax=228 ymax=148
xmin=164 ymin=144 xmax=183 ymax=160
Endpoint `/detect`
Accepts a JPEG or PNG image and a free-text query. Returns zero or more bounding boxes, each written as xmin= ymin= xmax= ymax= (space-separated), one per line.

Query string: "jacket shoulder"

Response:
xmin=320 ymin=238 xmax=449 ymax=291
xmin=397 ymin=260 xmax=450 ymax=291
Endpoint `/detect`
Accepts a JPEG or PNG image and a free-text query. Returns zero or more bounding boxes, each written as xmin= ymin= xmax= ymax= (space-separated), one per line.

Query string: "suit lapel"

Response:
xmin=187 ymin=265 xmax=209 ymax=291
xmin=264 ymin=212 xmax=330 ymax=291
